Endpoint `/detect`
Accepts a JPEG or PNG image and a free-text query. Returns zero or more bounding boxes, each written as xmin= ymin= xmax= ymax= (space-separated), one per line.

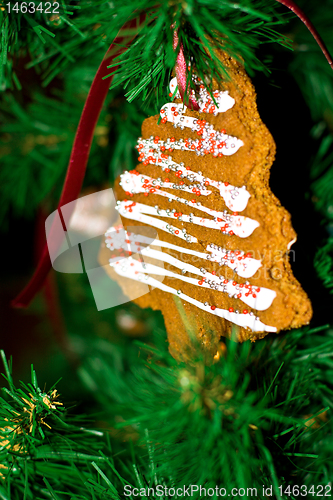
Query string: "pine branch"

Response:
xmin=310 ymin=130 xmax=333 ymax=221
xmin=1 ymin=1 xmax=82 ymax=90
xmin=106 ymin=0 xmax=293 ymax=105
xmin=289 ymin=17 xmax=333 ymax=124
xmin=78 ymin=322 xmax=333 ymax=493
xmin=0 ymin=66 xmax=148 ymax=227
xmin=1 ymin=349 xmax=195 ymax=499
xmin=314 ymin=239 xmax=333 ymax=294
xmin=0 ymin=351 xmax=116 ymax=499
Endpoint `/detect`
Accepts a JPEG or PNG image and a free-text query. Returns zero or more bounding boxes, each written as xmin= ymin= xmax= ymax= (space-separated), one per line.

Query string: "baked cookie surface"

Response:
xmin=100 ymin=51 xmax=312 ymax=361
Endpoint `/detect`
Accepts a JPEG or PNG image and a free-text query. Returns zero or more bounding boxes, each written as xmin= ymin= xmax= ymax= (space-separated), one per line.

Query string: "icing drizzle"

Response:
xmin=160 ymin=103 xmax=243 ymax=156
xmin=136 ymin=138 xmax=249 ymax=212
xmin=106 ymin=229 xmax=276 ymax=311
xmin=117 ymin=199 xmax=259 ymax=239
xmin=169 ymin=76 xmax=235 ymax=115
xmin=107 ymin=229 xmax=262 ymax=278
xmin=106 ymin=79 xmax=278 ymax=333
xmin=110 ymin=256 xmax=276 ymax=333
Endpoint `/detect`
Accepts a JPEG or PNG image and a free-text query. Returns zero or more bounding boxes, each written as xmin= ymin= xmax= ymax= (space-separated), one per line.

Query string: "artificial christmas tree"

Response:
xmin=1 ymin=1 xmax=333 ymax=498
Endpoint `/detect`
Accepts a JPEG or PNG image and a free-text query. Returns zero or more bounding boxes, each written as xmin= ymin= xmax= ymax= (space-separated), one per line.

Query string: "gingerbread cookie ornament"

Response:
xmin=100 ymin=50 xmax=312 ymax=361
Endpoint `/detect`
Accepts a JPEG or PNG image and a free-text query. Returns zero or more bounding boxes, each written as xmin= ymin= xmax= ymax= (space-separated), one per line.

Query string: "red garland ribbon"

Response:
xmin=276 ymin=0 xmax=333 ymax=68
xmin=13 ymin=3 xmax=332 ymax=308
xmin=12 ymin=16 xmax=145 ymax=308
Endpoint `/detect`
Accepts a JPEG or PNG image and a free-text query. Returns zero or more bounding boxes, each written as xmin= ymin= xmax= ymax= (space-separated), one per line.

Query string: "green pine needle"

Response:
xmin=0 ymin=351 xmax=111 ymax=499
xmin=77 ymin=322 xmax=333 ymax=493
xmin=314 ymin=239 xmax=333 ymax=293
xmin=107 ymin=0 xmax=292 ymax=105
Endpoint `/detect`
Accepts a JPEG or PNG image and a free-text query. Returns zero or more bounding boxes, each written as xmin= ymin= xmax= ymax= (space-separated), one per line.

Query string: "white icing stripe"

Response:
xmin=136 ymin=140 xmax=250 ymax=212
xmin=116 ymin=201 xmax=197 ymax=243
xmin=287 ymin=237 xmax=297 ymax=250
xmin=105 ymin=232 xmax=276 ymax=311
xmin=207 ymin=246 xmax=261 ymax=278
xmin=169 ymin=78 xmax=180 ymax=98
xmin=169 ymin=77 xmax=236 ymax=114
xmin=121 ymin=171 xmax=211 ymax=197
xmin=148 ymin=233 xmax=257 ymax=278
xmin=161 ymin=103 xmax=243 ymax=156
xmin=105 ymin=230 xmax=261 ymax=278
xmin=120 ymin=171 xmax=258 ymax=236
xmin=110 ymin=257 xmax=277 ymax=333
xmin=117 ymin=200 xmax=259 ymax=239
xmin=120 ymin=173 xmax=256 ymax=233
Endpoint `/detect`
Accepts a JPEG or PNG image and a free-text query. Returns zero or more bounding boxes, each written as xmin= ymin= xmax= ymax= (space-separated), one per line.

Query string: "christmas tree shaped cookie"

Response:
xmin=100 ymin=50 xmax=312 ymax=361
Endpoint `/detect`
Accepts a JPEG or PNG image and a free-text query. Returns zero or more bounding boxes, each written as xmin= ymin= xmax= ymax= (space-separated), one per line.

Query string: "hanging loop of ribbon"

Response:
xmin=276 ymin=0 xmax=333 ymax=68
